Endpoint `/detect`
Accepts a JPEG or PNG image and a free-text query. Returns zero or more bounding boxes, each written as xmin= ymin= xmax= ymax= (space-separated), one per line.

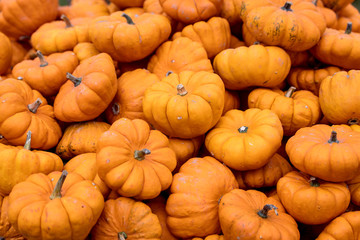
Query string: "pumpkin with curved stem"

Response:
xmin=12 ymin=50 xmax=79 ymax=97
xmin=0 ymin=78 xmax=62 ymax=149
xmin=54 ymin=53 xmax=117 ymax=122
xmin=277 ymin=171 xmax=351 ymax=225
xmin=219 ymin=189 xmax=300 ymax=240
xmin=248 ymin=86 xmax=321 ymax=136
xmin=8 ymin=170 xmax=104 ymax=240
xmin=89 ymin=11 xmax=171 ymax=62
xmin=91 ymin=197 xmax=162 ymax=240
xmin=58 ymin=0 xmax=110 ymax=19
xmin=205 ymin=108 xmax=283 ymax=171
xmin=213 ymin=43 xmax=291 ymax=90
xmin=0 ymin=32 xmax=12 ymax=75
xmin=143 ymin=71 xmax=225 ymax=139
xmin=0 ymin=195 xmax=24 ymax=240
xmin=147 ymin=37 xmax=213 ymax=79
xmin=105 ymin=69 xmax=160 ymax=124
xmin=97 ymin=118 xmax=177 ymax=200
xmin=166 ymin=156 xmax=239 ymax=238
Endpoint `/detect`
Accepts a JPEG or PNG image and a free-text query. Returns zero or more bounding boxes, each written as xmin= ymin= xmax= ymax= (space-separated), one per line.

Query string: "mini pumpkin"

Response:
xmin=0 ymin=195 xmax=24 ymax=240
xmin=334 ymin=4 xmax=360 ymax=32
xmin=0 ymin=32 xmax=12 ymax=75
xmin=223 ymin=90 xmax=241 ymax=115
xmin=321 ymin=0 xmax=354 ymax=11
xmin=58 ymin=0 xmax=110 ymax=19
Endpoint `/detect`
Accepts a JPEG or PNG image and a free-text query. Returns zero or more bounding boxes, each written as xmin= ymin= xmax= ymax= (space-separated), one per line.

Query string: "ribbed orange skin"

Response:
xmin=57 ymin=0 xmax=110 ymax=19
xmin=0 ymin=0 xmax=58 ymax=39
xmin=321 ymin=0 xmax=354 ymax=11
xmin=0 ymin=79 xmax=62 ymax=150
xmin=219 ymin=189 xmax=300 ymax=240
xmin=277 ymin=171 xmax=351 ymax=225
xmin=96 ymin=118 xmax=177 ymax=200
xmin=166 ymin=156 xmax=239 ymax=239
xmin=0 ymin=32 xmax=12 ymax=75
xmin=286 ymin=124 xmax=360 ymax=182
xmin=334 ymin=4 xmax=360 ymax=32
xmin=73 ymin=42 xmax=100 ymax=63
xmin=192 ymin=235 xmax=224 ymax=240
xmin=110 ymin=0 xmax=145 ymax=8
xmin=8 ymin=172 xmax=104 ymax=240
xmin=0 ymin=196 xmax=24 ymax=240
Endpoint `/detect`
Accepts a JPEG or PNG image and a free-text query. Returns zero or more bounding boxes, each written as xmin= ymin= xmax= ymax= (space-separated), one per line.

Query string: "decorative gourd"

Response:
xmin=91 ymin=197 xmax=161 ymax=240
xmin=321 ymin=0 xmax=354 ymax=11
xmin=313 ymin=0 xmax=337 ymax=28
xmin=166 ymin=156 xmax=239 ymax=238
xmin=334 ymin=4 xmax=360 ymax=32
xmin=10 ymin=39 xmax=28 ymax=69
xmin=346 ymin=174 xmax=360 ymax=206
xmin=73 ymin=42 xmax=100 ymax=63
xmin=105 ymin=69 xmax=160 ymax=124
xmin=286 ymin=124 xmax=360 ymax=182
xmin=110 ymin=0 xmax=145 ymax=9
xmin=97 ymin=118 xmax=177 ymax=200
xmin=0 ymin=195 xmax=24 ymax=240
xmin=8 ymin=170 xmax=104 ymax=240
xmin=58 ymin=0 xmax=110 ymax=19
xmin=0 ymin=32 xmax=12 ymax=75
xmin=213 ymin=43 xmax=291 ymax=90
xmin=12 ymin=51 xmax=79 ymax=97
xmin=56 ymin=121 xmax=110 ymax=160
xmin=223 ymin=90 xmax=241 ymax=115
xmin=248 ymin=86 xmax=321 ymax=136
xmin=286 ymin=50 xmax=311 ymax=67
xmin=229 ymin=35 xmax=246 ymax=48
xmin=205 ymin=108 xmax=283 ymax=171
xmin=147 ymin=37 xmax=214 ymax=79
xmin=219 ymin=189 xmax=300 ymax=240
xmin=220 ymin=0 xmax=242 ymax=26
xmin=89 ymin=11 xmax=171 ymax=62
xmin=143 ymin=71 xmax=225 ymax=139
xmin=54 ymin=53 xmax=117 ymax=122
xmin=193 ymin=235 xmax=224 ymax=240
xmin=0 ymin=78 xmax=62 ymax=149
xmin=277 ymin=171 xmax=351 ymax=225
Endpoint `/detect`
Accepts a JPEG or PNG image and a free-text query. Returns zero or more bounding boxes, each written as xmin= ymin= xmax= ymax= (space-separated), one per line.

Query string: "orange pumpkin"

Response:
xmin=58 ymin=0 xmax=110 ymax=19
xmin=166 ymin=156 xmax=239 ymax=238
xmin=193 ymin=235 xmax=224 ymax=240
xmin=220 ymin=0 xmax=242 ymax=26
xmin=321 ymin=0 xmax=354 ymax=11
xmin=0 ymin=32 xmax=12 ymax=75
xmin=277 ymin=171 xmax=351 ymax=225
xmin=110 ymin=0 xmax=145 ymax=9
xmin=73 ymin=42 xmax=100 ymax=63
xmin=223 ymin=89 xmax=240 ymax=115
xmin=334 ymin=4 xmax=360 ymax=32
xmin=97 ymin=118 xmax=177 ymax=200
xmin=143 ymin=71 xmax=225 ymax=139
xmin=0 ymin=195 xmax=24 ymax=240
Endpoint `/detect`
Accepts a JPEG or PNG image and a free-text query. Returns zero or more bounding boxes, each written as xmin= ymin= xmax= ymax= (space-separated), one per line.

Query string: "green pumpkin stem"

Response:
xmin=285 ymin=86 xmax=296 ymax=98
xmin=24 ymin=131 xmax=32 ymax=150
xmin=134 ymin=149 xmax=151 ymax=160
xmin=281 ymin=2 xmax=293 ymax=11
xmin=36 ymin=50 xmax=48 ymax=67
xmin=50 ymin=170 xmax=68 ymax=200
xmin=177 ymin=84 xmax=188 ymax=96
xmin=60 ymin=14 xmax=73 ymax=28
xmin=112 ymin=103 xmax=120 ymax=116
xmin=238 ymin=126 xmax=248 ymax=133
xmin=122 ymin=13 xmax=135 ymax=25
xmin=345 ymin=22 xmax=352 ymax=34
xmin=309 ymin=176 xmax=320 ymax=187
xmin=166 ymin=71 xmax=173 ymax=77
xmin=257 ymin=204 xmax=279 ymax=218
xmin=66 ymin=72 xmax=82 ymax=87
xmin=28 ymin=98 xmax=42 ymax=113
xmin=328 ymin=131 xmax=339 ymax=143
xmin=118 ymin=232 xmax=128 ymax=240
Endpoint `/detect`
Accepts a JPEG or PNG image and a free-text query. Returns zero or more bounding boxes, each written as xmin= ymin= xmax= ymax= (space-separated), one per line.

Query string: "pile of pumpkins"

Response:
xmin=2 ymin=0 xmax=360 ymax=239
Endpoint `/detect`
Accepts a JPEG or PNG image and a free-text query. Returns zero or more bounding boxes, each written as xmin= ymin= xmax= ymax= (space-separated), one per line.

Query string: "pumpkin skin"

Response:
xmin=147 ymin=37 xmax=214 ymax=79
xmin=143 ymin=71 xmax=225 ymax=139
xmin=56 ymin=121 xmax=110 ymax=160
xmin=8 ymin=171 xmax=105 ymax=240
xmin=223 ymin=89 xmax=241 ymax=115
xmin=91 ymin=197 xmax=162 ymax=240
xmin=319 ymin=70 xmax=360 ymax=124
xmin=159 ymin=0 xmax=222 ymax=24
xmin=334 ymin=4 xmax=360 ymax=33
xmin=316 ymin=211 xmax=360 ymax=240
xmin=97 ymin=118 xmax=177 ymax=200
xmin=239 ymin=0 xmax=327 ymax=51
xmin=0 ymin=32 xmax=12 ymax=75
xmin=248 ymin=87 xmax=321 ymax=136
xmin=10 ymin=39 xmax=28 ymax=69
xmin=73 ymin=42 xmax=100 ymax=63
xmin=105 ymin=69 xmax=160 ymax=124
xmin=110 ymin=0 xmax=145 ymax=9
xmin=0 ymin=196 xmax=24 ymax=240
xmin=213 ymin=44 xmax=291 ymax=90
xmin=193 ymin=235 xmax=224 ymax=240
xmin=346 ymin=172 xmax=360 ymax=206
xmin=89 ymin=11 xmax=171 ymax=62
xmin=219 ymin=189 xmax=300 ymax=240
xmin=54 ymin=53 xmax=117 ymax=122
xmin=12 ymin=51 xmax=79 ymax=97
xmin=321 ymin=0 xmax=354 ymax=11
xmin=205 ymin=108 xmax=283 ymax=171
xmin=57 ymin=0 xmax=110 ymax=19
xmin=0 ymin=78 xmax=62 ymax=150
xmin=0 ymin=0 xmax=58 ymax=39
xmin=166 ymin=156 xmax=239 ymax=239
xmin=277 ymin=171 xmax=351 ymax=225
xmin=286 ymin=124 xmax=360 ymax=182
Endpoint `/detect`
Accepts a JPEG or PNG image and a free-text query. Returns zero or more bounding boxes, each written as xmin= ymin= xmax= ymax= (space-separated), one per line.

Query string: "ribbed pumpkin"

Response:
xmin=334 ymin=4 xmax=360 ymax=32
xmin=143 ymin=71 xmax=225 ymax=139
xmin=57 ymin=0 xmax=110 ymax=19
xmin=223 ymin=89 xmax=241 ymax=115
xmin=346 ymin=174 xmax=360 ymax=206
xmin=321 ymin=0 xmax=355 ymax=11
xmin=0 ymin=195 xmax=24 ymax=240
xmin=0 ymin=32 xmax=12 ymax=75
xmin=193 ymin=235 xmax=224 ymax=240
xmin=73 ymin=42 xmax=100 ymax=63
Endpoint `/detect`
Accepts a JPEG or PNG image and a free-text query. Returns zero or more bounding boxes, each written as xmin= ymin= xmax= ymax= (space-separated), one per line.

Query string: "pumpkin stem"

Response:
xmin=281 ymin=2 xmax=293 ymax=11
xmin=177 ymin=84 xmax=188 ymax=96
xmin=66 ymin=72 xmax=82 ymax=87
xmin=24 ymin=131 xmax=32 ymax=150
xmin=348 ymin=118 xmax=359 ymax=125
xmin=238 ymin=126 xmax=248 ymax=133
xmin=328 ymin=131 xmax=339 ymax=143
xmin=17 ymin=76 xmax=23 ymax=80
xmin=312 ymin=0 xmax=318 ymax=6
xmin=36 ymin=50 xmax=48 ymax=67
xmin=50 ymin=170 xmax=68 ymax=200
xmin=112 ymin=102 xmax=120 ymax=116
xmin=257 ymin=204 xmax=278 ymax=218
xmin=60 ymin=14 xmax=73 ymax=28
xmin=253 ymin=41 xmax=261 ymax=45
xmin=134 ymin=149 xmax=151 ymax=160
xmin=309 ymin=176 xmax=320 ymax=187
xmin=166 ymin=71 xmax=173 ymax=77
xmin=0 ymin=134 xmax=3 ymax=140
xmin=285 ymin=86 xmax=296 ymax=98
xmin=118 ymin=232 xmax=128 ymax=240
xmin=104 ymin=0 xmax=110 ymax=4
xmin=28 ymin=98 xmax=42 ymax=113
xmin=122 ymin=13 xmax=135 ymax=25
xmin=345 ymin=22 xmax=352 ymax=34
